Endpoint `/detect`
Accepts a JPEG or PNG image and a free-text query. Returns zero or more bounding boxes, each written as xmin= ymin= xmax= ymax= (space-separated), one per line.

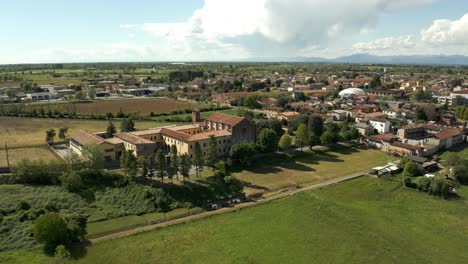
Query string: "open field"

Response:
xmin=441 ymin=143 xmax=468 ymax=160
xmin=3 ymin=176 xmax=467 ymax=264
xmin=0 ymin=116 xmax=180 ymax=148
xmin=0 ymin=146 xmax=58 ymax=167
xmin=1 ymin=98 xmax=206 ymax=116
xmin=235 ymin=146 xmax=392 ymax=196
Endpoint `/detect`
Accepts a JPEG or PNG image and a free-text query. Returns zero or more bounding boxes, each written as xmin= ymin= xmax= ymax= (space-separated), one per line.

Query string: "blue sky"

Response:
xmin=1 ymin=0 xmax=467 ymax=63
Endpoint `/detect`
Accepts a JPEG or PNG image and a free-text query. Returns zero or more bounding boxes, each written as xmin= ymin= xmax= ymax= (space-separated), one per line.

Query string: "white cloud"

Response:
xmin=123 ymin=0 xmax=433 ymax=58
xmin=352 ymin=35 xmax=416 ymax=54
xmin=421 ymin=13 xmax=468 ymax=46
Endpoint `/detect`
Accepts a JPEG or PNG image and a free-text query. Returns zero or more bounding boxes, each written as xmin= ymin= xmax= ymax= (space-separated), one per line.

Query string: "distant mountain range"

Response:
xmin=248 ymin=54 xmax=468 ymax=65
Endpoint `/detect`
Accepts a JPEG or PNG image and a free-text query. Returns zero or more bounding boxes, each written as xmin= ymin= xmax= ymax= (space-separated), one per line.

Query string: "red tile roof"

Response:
xmin=205 ymin=112 xmax=244 ymax=126
xmin=71 ymin=130 xmax=105 ymax=145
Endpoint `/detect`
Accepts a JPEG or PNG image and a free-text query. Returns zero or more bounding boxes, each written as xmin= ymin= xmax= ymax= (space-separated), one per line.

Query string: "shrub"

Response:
xmin=55 ymin=245 xmax=71 ymax=259
xmin=33 ymin=213 xmax=70 ymax=253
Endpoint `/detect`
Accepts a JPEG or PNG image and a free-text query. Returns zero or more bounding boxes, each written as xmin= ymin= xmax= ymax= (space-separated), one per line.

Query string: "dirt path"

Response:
xmin=90 ymin=171 xmax=367 ymax=243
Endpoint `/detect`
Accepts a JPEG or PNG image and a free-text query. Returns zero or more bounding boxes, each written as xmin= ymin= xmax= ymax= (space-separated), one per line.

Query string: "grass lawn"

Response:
xmin=0 ymin=117 xmax=178 ymax=148
xmin=0 ymin=146 xmax=58 ymax=167
xmin=440 ymin=143 xmax=468 ymax=160
xmin=235 ymin=146 xmax=392 ymax=196
xmin=3 ymin=176 xmax=467 ymax=264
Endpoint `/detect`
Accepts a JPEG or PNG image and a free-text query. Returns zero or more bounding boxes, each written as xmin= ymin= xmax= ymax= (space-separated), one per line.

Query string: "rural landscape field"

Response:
xmin=2 ymin=0 xmax=468 ymax=262
xmin=2 ymin=176 xmax=467 ymax=264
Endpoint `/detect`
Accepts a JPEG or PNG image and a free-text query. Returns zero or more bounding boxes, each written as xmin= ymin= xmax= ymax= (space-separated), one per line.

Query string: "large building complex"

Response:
xmin=70 ymin=111 xmax=256 ymax=161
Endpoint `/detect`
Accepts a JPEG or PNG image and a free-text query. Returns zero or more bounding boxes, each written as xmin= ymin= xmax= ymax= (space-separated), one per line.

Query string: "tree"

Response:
xmin=87 ymin=87 xmax=96 ymax=100
xmin=452 ymin=96 xmax=466 ymax=106
xmin=137 ymin=156 xmax=148 ymax=179
xmin=415 ymin=106 xmax=427 ymax=121
xmin=82 ymin=145 xmax=105 ymax=172
xmin=320 ymin=131 xmax=336 ymax=145
xmin=106 ymin=121 xmax=117 ymax=138
xmin=229 ymin=142 xmax=257 ymax=167
xmin=444 ymin=152 xmax=460 ymax=166
xmin=369 ymin=75 xmax=382 ymax=89
xmin=179 ymin=154 xmax=191 ymax=183
xmin=278 ymin=134 xmax=293 ymax=150
xmin=214 ymin=160 xmax=229 ymax=178
xmin=58 ymin=127 xmax=68 ymax=142
xmin=120 ymin=118 xmax=136 ymax=132
xmin=120 ymin=150 xmax=137 ymax=180
xmin=403 ymin=161 xmax=419 ymax=177
xmin=257 ymin=128 xmax=278 ymax=153
xmin=452 ymin=160 xmax=468 ymax=185
xmin=60 ymin=171 xmax=83 ymax=193
xmin=307 ymin=115 xmax=324 ymax=137
xmin=294 ymin=124 xmax=310 ymax=151
xmin=205 ymin=135 xmax=218 ymax=169
xmin=5 ymin=89 xmax=13 ymax=98
xmin=74 ymin=91 xmax=85 ymax=101
xmin=193 ymin=142 xmax=204 ymax=177
xmin=45 ymin=129 xmax=56 ymax=144
xmin=169 ymin=145 xmax=179 ymax=182
xmin=156 ymin=149 xmax=166 ymax=183
xmin=33 ymin=213 xmax=69 ymax=253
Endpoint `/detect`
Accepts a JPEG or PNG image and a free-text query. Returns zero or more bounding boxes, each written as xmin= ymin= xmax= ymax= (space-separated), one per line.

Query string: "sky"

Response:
xmin=0 ymin=0 xmax=467 ymax=63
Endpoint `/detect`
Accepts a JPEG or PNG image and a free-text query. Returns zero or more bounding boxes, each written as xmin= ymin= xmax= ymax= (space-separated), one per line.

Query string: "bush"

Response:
xmin=33 ymin=213 xmax=70 ymax=253
xmin=55 ymin=245 xmax=71 ymax=259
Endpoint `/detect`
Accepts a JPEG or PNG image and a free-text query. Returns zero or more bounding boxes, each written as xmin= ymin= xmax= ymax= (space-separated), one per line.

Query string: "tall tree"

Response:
xmin=369 ymin=75 xmax=382 ymax=89
xmin=58 ymin=127 xmax=68 ymax=142
xmin=120 ymin=118 xmax=135 ymax=132
xmin=179 ymin=153 xmax=191 ymax=183
xmin=205 ymin=135 xmax=218 ymax=169
xmin=87 ymin=87 xmax=96 ymax=100
xmin=45 ymin=129 xmax=56 ymax=144
xmin=307 ymin=115 xmax=324 ymax=137
xmin=106 ymin=121 xmax=117 ymax=138
xmin=137 ymin=156 xmax=148 ymax=179
xmin=170 ymin=145 xmax=179 ymax=179
xmin=294 ymin=124 xmax=310 ymax=151
xmin=193 ymin=142 xmax=204 ymax=177
xmin=156 ymin=149 xmax=166 ymax=183
xmin=257 ymin=128 xmax=278 ymax=153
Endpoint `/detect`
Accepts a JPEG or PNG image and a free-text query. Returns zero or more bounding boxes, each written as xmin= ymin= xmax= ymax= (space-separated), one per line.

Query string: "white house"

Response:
xmin=369 ymin=118 xmax=391 ymax=134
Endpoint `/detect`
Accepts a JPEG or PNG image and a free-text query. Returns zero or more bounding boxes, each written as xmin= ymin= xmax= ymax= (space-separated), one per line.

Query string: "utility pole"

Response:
xmin=5 ymin=143 xmax=10 ymax=169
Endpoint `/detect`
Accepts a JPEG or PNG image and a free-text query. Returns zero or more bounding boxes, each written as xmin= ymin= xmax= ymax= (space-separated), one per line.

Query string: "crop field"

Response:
xmin=7 ymin=98 xmax=207 ymax=116
xmin=235 ymin=146 xmax=392 ymax=196
xmin=0 ymin=146 xmax=58 ymax=167
xmin=0 ymin=117 xmax=178 ymax=148
xmin=3 ymin=176 xmax=467 ymax=264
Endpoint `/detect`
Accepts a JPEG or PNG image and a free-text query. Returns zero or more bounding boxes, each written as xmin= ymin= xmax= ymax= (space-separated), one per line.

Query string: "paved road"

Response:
xmin=90 ymin=171 xmax=368 ymax=243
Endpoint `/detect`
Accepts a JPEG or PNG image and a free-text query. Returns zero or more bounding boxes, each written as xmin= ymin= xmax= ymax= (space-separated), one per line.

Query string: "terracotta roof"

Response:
xmin=114 ymin=132 xmax=155 ymax=144
xmin=368 ymin=133 xmax=396 ymax=142
xmin=186 ymin=130 xmax=231 ymax=142
xmin=168 ymin=124 xmax=201 ymax=131
xmin=281 ymin=111 xmax=300 ymax=117
xmin=129 ymin=128 xmax=162 ymax=136
xmin=104 ymin=137 xmax=125 ymax=145
xmin=433 ymin=128 xmax=461 ymax=140
xmin=161 ymin=128 xmax=231 ymax=142
xmin=391 ymin=141 xmax=422 ymax=151
xmin=160 ymin=128 xmax=189 ymax=141
xmin=205 ymin=112 xmax=244 ymax=126
xmin=71 ymin=130 xmax=105 ymax=145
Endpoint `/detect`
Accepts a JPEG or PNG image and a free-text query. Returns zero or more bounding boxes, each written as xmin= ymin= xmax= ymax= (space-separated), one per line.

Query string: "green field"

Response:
xmin=440 ymin=144 xmax=468 ymax=160
xmin=3 ymin=176 xmax=467 ymax=264
xmin=235 ymin=146 xmax=392 ymax=196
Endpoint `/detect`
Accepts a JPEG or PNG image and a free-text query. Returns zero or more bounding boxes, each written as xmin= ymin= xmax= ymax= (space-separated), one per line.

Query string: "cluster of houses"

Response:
xmin=70 ymin=111 xmax=256 ymax=161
